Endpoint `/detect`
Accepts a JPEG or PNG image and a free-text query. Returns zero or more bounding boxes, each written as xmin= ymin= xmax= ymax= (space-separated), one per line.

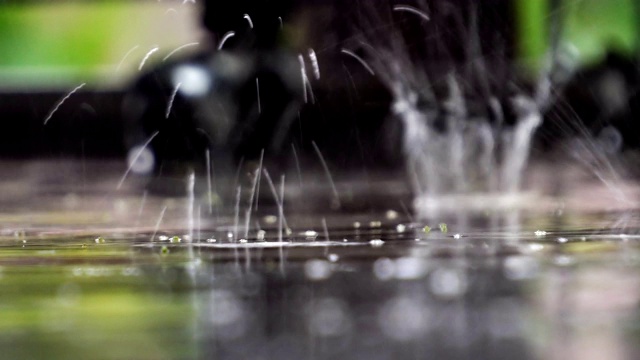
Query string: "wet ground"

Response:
xmin=0 ymin=160 xmax=639 ymax=359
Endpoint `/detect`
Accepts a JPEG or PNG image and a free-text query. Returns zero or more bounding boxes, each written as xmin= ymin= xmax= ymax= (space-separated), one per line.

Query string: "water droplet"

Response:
xmin=504 ymin=255 xmax=539 ymax=280
xmin=353 ymin=221 xmax=361 ymax=229
xmin=370 ymin=239 xmax=385 ymax=247
xmin=172 ymin=65 xmax=211 ymax=97
xmin=385 ymin=210 xmax=399 ymax=220
xmin=557 ymin=237 xmax=568 ymax=244
xmin=373 ymin=258 xmax=395 ymax=280
xmin=554 ymin=255 xmax=574 ymax=267
xmin=396 ymin=224 xmax=406 ymax=233
xmin=534 ymin=230 xmax=547 ymax=237
xmin=370 ymin=221 xmax=382 ymax=228
xmin=453 ymin=233 xmax=462 ymax=239
xmin=395 ymin=257 xmax=428 ymax=280
xmin=256 ymin=230 xmax=266 ymax=241
xmin=304 ymin=230 xmax=318 ymax=239
xmin=327 ymin=253 xmax=339 ymax=262
xmin=430 ymin=267 xmax=467 ymax=299
xmin=528 ymin=243 xmax=544 ymax=252
xmin=306 ymin=298 xmax=350 ymax=337
xmin=94 ymin=237 xmax=105 ymax=244
xmin=264 ymin=215 xmax=278 ymax=224
xmin=126 ymin=145 xmax=155 ymax=175
xmin=378 ymin=296 xmax=429 ymax=341
xmin=304 ymin=259 xmax=332 ymax=281
xmin=158 ymin=235 xmax=169 ymax=241
xmin=206 ymin=238 xmax=217 ymax=243
xmin=208 ymin=290 xmax=247 ymax=339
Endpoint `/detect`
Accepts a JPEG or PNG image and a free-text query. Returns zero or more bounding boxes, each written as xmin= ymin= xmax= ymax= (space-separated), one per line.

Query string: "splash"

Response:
xmin=360 ymin=4 xmax=545 ymax=214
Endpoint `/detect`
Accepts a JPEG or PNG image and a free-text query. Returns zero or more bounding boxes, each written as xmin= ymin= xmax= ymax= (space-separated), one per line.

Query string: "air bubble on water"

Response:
xmin=172 ymin=65 xmax=211 ymax=97
xmin=534 ymin=230 xmax=547 ymax=237
xmin=206 ymin=238 xmax=217 ymax=243
xmin=158 ymin=235 xmax=169 ymax=241
xmin=256 ymin=230 xmax=266 ymax=241
xmin=370 ymin=239 xmax=385 ymax=247
xmin=396 ymin=224 xmax=406 ymax=233
xmin=429 ymin=267 xmax=467 ymax=299
xmin=373 ymin=258 xmax=395 ymax=281
xmin=94 ymin=237 xmax=105 ymax=244
xmin=239 ymin=239 xmax=248 ymax=244
xmin=395 ymin=257 xmax=428 ymax=280
xmin=353 ymin=221 xmax=361 ymax=229
xmin=227 ymin=232 xmax=233 ymax=239
xmin=453 ymin=233 xmax=462 ymax=239
xmin=304 ymin=259 xmax=332 ymax=281
xmin=557 ymin=237 xmax=568 ymax=244
xmin=328 ymin=253 xmax=339 ymax=262
xmin=378 ymin=296 xmax=428 ymax=341
xmin=306 ymin=297 xmax=350 ymax=337
xmin=504 ymin=255 xmax=539 ymax=280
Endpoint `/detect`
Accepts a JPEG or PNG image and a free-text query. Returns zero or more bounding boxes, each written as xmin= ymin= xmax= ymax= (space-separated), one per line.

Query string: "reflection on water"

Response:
xmin=1 ymin=228 xmax=640 ymax=359
xmin=0 ymin=161 xmax=639 ymax=359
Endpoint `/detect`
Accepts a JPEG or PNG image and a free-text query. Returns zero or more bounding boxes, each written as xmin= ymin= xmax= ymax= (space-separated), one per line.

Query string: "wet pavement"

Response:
xmin=0 ymin=160 xmax=639 ymax=359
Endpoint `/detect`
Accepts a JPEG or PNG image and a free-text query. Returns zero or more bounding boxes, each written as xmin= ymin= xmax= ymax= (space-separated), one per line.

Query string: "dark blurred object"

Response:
xmin=202 ymin=0 xmax=294 ymax=49
xmin=0 ymin=90 xmax=124 ymax=159
xmin=123 ymin=0 xmax=303 ymax=178
xmin=545 ymin=51 xmax=640 ymax=152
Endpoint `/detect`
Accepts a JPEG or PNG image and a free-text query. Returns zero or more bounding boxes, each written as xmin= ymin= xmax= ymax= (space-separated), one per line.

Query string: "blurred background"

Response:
xmin=0 ymin=0 xmax=637 ymax=162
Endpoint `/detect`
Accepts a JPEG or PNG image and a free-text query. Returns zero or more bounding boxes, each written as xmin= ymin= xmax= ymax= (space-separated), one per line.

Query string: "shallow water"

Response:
xmin=1 ymin=160 xmax=640 ymax=359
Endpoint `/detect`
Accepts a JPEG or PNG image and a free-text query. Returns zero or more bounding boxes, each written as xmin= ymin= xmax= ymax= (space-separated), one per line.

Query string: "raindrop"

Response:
xmin=373 ymin=258 xmax=395 ymax=281
xmin=429 ymin=267 xmax=467 ymax=299
xmin=504 ymin=255 xmax=539 ymax=280
xmin=378 ymin=296 xmax=428 ymax=341
xmin=304 ymin=259 xmax=332 ymax=281
xmin=306 ymin=298 xmax=350 ymax=337
xmin=370 ymin=239 xmax=385 ymax=247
